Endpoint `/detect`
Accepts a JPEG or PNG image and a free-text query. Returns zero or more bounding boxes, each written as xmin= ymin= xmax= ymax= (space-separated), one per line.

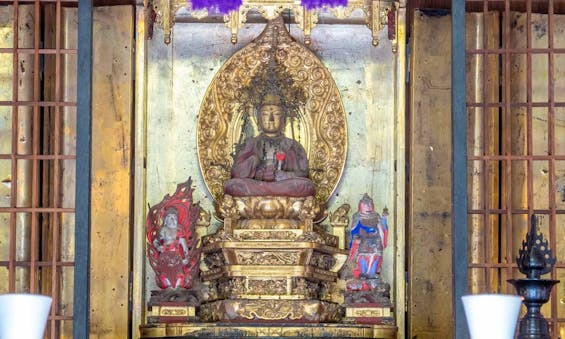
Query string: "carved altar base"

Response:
xmin=199 ymin=299 xmax=343 ymax=323
xmin=140 ymin=322 xmax=397 ymax=338
xmin=147 ymin=301 xmax=197 ymax=324
xmin=343 ymin=277 xmax=394 ymax=325
xmin=199 ymin=195 xmax=348 ymax=322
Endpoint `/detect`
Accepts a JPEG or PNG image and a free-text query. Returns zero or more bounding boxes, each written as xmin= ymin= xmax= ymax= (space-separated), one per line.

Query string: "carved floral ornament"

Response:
xmin=145 ymin=0 xmax=401 ymax=50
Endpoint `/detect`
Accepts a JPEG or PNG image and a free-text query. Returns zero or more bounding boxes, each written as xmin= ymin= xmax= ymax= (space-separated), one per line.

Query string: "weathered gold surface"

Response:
xmin=392 ymin=7 xmax=406 ymax=339
xmin=0 ymin=4 xmax=34 ymax=294
xmin=346 ymin=307 xmax=392 ymax=318
xmin=247 ymin=278 xmax=287 ymax=295
xmin=366 ymin=0 xmax=382 ymax=46
xmin=132 ymin=7 xmax=149 ymax=339
xmin=235 ymin=229 xmax=302 ymax=240
xmin=136 ymin=6 xmax=406 ymax=337
xmin=0 ymin=6 xmax=14 ymax=115
xmin=15 ymin=6 xmax=34 ymax=294
xmin=329 ymin=203 xmax=350 ymax=225
xmin=504 ymin=13 xmax=565 ymax=323
xmin=219 ymin=195 xmax=321 ymax=221
xmin=548 ymin=17 xmax=565 ymax=323
xmin=238 ymin=250 xmax=300 ymax=265
xmin=507 ymin=12 xmax=532 ymax=293
xmin=506 ymin=12 xmax=565 ymax=292
xmin=147 ymin=0 xmax=184 ymax=44
xmin=409 ymin=10 xmax=453 ymax=339
xmin=201 ymin=243 xmax=345 ymax=280
xmin=200 ymin=222 xmax=347 ymax=320
xmin=466 ymin=12 xmax=500 ymax=294
xmin=199 ymin=299 xmax=343 ymax=322
xmin=196 ymin=18 xmax=347 ymax=204
xmin=228 ymin=0 xmax=391 ymax=47
xmin=330 ymin=203 xmax=350 ymax=249
xmin=148 ymin=0 xmax=394 ymax=47
xmin=140 ymin=323 xmax=397 ymax=338
xmin=150 ymin=305 xmax=196 ymax=317
xmin=60 ymin=8 xmax=78 ymax=338
xmin=90 ymin=6 xmax=134 ymax=338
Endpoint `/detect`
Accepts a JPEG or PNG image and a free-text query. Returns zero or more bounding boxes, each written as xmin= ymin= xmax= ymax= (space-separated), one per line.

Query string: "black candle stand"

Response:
xmin=508 ymin=215 xmax=559 ymax=339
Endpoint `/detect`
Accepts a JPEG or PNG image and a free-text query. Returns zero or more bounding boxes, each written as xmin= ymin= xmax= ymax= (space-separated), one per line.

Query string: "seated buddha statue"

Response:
xmin=224 ymin=94 xmax=315 ymax=197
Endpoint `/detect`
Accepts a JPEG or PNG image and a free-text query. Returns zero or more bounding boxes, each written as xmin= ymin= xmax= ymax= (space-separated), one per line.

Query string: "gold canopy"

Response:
xmin=146 ymin=0 xmax=399 ymax=49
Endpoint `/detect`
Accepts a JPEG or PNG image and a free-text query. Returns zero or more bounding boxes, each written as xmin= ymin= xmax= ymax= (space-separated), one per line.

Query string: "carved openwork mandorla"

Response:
xmin=197 ymin=16 xmax=347 ymax=204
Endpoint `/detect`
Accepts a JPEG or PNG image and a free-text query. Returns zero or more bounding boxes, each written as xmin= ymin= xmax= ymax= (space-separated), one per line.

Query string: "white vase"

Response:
xmin=462 ymin=294 xmax=522 ymax=339
xmin=0 ymin=293 xmax=52 ymax=339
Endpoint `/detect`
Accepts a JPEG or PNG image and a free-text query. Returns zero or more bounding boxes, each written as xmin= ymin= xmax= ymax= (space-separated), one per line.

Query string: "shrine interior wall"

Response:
xmin=140 ymin=17 xmax=401 ymax=325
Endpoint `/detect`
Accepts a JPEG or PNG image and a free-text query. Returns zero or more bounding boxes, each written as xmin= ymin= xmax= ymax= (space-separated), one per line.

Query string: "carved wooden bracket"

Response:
xmin=145 ymin=0 xmax=400 ymax=50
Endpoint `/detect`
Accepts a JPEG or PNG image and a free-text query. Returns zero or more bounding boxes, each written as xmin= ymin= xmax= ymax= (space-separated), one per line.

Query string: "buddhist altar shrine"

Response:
xmin=136 ymin=1 xmax=404 ymax=337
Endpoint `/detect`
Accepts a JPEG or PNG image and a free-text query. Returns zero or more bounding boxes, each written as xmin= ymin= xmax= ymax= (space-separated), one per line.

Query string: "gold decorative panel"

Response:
xmin=147 ymin=0 xmax=398 ymax=47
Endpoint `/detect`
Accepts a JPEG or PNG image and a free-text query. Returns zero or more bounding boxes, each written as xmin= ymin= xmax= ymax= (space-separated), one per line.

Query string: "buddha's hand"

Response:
xmin=275 ymin=170 xmax=294 ymax=181
xmin=256 ymin=163 xmax=276 ymax=181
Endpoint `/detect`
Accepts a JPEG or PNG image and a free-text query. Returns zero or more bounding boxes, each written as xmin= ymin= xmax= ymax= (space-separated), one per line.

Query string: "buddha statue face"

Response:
xmin=257 ymin=104 xmax=285 ymax=137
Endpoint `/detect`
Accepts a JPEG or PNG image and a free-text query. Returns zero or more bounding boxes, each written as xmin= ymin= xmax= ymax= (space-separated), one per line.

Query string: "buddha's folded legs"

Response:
xmin=224 ymin=178 xmax=315 ymax=197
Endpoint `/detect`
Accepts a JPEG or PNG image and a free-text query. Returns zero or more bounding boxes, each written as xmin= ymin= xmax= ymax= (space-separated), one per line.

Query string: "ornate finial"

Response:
xmin=517 ymin=215 xmax=556 ymax=279
xmin=237 ymin=19 xmax=307 ymax=118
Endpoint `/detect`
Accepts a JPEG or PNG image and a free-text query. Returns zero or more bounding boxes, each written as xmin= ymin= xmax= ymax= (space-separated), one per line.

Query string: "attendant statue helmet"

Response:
xmin=358 ymin=193 xmax=380 ymax=226
xmin=358 ymin=193 xmax=375 ymax=215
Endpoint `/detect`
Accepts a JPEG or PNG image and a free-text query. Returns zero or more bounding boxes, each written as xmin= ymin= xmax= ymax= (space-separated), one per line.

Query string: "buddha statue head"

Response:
xmin=256 ymin=93 xmax=287 ymax=137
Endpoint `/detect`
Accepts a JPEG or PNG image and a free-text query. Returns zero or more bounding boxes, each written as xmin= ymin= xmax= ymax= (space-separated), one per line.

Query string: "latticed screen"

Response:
xmin=0 ymin=1 xmax=77 ymax=337
xmin=466 ymin=0 xmax=565 ymax=336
